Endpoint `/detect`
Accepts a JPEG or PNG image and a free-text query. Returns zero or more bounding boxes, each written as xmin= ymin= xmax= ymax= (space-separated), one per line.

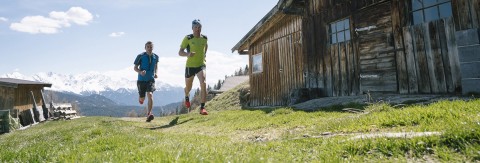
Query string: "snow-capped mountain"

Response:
xmin=2 ymin=71 xmax=175 ymax=94
xmin=1 ymin=71 xmax=185 ymax=106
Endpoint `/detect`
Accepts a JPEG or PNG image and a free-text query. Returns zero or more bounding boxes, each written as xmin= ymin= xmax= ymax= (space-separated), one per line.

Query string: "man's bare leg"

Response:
xmin=184 ymin=76 xmax=195 ymax=110
xmin=197 ymin=70 xmax=208 ymax=115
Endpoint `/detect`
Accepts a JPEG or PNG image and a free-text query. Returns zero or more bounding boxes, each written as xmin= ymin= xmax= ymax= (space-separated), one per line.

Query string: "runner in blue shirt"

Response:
xmin=134 ymin=41 xmax=159 ymax=122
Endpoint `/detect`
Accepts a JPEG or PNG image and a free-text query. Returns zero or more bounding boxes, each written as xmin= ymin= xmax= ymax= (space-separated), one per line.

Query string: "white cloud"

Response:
xmin=10 ymin=7 xmax=93 ymax=34
xmin=109 ymin=32 xmax=125 ymax=37
xmin=104 ymin=50 xmax=248 ymax=88
xmin=205 ymin=51 xmax=249 ymax=84
xmin=10 ymin=16 xmax=62 ymax=34
xmin=0 ymin=17 xmax=7 ymax=22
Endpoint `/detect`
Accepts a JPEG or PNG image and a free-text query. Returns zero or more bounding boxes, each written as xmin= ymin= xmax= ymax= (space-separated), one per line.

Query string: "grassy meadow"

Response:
xmin=1 ymin=84 xmax=479 ymax=162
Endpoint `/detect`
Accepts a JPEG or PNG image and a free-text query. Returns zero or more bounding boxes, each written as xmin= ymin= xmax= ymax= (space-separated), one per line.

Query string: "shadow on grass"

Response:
xmin=241 ymin=102 xmax=368 ymax=114
xmin=147 ymin=117 xmax=193 ymax=130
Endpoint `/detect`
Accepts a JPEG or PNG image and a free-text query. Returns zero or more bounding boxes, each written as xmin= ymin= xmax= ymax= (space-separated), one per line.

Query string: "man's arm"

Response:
xmin=134 ymin=64 xmax=141 ymax=73
xmin=205 ymin=44 xmax=208 ymax=54
xmin=179 ymin=48 xmax=194 ymax=57
xmin=134 ymin=64 xmax=146 ymax=76
xmin=154 ymin=63 xmax=158 ymax=78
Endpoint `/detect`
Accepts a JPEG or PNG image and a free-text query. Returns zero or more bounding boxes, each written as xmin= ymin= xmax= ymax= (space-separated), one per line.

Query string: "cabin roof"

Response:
xmin=212 ymin=75 xmax=249 ymax=94
xmin=231 ymin=0 xmax=305 ymax=54
xmin=0 ymin=78 xmax=52 ymax=88
xmin=231 ymin=6 xmax=280 ymax=55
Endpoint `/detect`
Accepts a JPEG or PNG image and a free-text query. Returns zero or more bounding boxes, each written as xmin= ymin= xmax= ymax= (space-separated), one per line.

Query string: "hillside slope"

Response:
xmin=204 ymin=81 xmax=249 ymax=111
xmin=1 ymin=85 xmax=479 ymax=162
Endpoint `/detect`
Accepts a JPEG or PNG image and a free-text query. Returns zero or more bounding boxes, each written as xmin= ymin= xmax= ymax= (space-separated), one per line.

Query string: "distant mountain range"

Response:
xmin=42 ymin=90 xmax=179 ymax=117
xmin=1 ymin=72 xmax=185 ymax=107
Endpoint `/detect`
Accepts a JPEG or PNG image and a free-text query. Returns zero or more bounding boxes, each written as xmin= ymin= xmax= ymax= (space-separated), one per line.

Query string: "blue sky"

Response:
xmin=0 ymin=0 xmax=278 ymax=86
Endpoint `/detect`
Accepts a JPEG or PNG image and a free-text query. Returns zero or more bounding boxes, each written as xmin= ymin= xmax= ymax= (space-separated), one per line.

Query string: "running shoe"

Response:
xmin=146 ymin=114 xmax=154 ymax=122
xmin=199 ymin=107 xmax=208 ymax=115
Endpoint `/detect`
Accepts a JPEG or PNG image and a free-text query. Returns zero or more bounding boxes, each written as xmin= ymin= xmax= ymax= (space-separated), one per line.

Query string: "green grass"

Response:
xmin=1 ymin=87 xmax=479 ymax=162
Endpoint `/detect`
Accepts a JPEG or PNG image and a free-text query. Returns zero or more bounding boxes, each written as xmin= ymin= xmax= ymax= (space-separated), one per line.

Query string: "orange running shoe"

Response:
xmin=185 ymin=100 xmax=191 ymax=108
xmin=199 ymin=107 xmax=208 ymax=115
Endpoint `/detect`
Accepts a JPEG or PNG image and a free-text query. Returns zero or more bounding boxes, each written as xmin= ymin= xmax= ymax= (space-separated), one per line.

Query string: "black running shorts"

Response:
xmin=185 ymin=65 xmax=206 ymax=78
xmin=137 ymin=80 xmax=156 ymax=98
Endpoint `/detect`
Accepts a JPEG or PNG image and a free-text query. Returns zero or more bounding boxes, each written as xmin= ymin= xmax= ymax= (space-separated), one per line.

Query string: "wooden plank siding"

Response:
xmin=326 ymin=42 xmax=357 ymax=96
xmin=354 ymin=2 xmax=397 ymax=93
xmin=303 ymin=16 xmax=320 ymax=89
xmin=303 ymin=0 xmax=362 ymax=97
xmin=0 ymin=87 xmax=15 ymax=111
xmin=249 ymin=15 xmax=304 ymax=106
xmin=392 ymin=0 xmax=409 ymax=94
xmin=402 ymin=18 xmax=461 ymax=94
xmin=302 ymin=0 xmax=397 ymax=96
xmin=1 ymin=85 xmax=45 ymax=112
xmin=14 ymin=86 xmax=46 ymax=112
xmin=453 ymin=0 xmax=480 ymax=30
xmin=233 ymin=0 xmax=479 ymax=107
xmin=301 ymin=0 xmax=469 ymax=96
xmin=0 ymin=84 xmax=47 ymax=126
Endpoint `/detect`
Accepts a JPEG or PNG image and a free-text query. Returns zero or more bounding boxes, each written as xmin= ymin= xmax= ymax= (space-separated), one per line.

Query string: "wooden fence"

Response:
xmin=0 ymin=110 xmax=10 ymax=133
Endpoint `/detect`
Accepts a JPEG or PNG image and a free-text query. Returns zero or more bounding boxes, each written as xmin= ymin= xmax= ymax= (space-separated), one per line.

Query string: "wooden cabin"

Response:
xmin=233 ymin=0 xmax=480 ymax=106
xmin=0 ymin=78 xmax=52 ymax=127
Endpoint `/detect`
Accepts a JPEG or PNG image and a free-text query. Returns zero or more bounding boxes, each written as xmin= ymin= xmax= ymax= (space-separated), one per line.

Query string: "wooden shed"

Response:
xmin=233 ymin=0 xmax=480 ymax=107
xmin=232 ymin=1 xmax=305 ymax=106
xmin=0 ymin=78 xmax=52 ymax=127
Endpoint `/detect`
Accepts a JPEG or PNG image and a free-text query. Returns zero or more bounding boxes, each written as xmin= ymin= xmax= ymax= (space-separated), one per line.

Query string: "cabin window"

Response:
xmin=329 ymin=18 xmax=350 ymax=44
xmin=411 ymin=0 xmax=452 ymax=25
xmin=252 ymin=53 xmax=263 ymax=73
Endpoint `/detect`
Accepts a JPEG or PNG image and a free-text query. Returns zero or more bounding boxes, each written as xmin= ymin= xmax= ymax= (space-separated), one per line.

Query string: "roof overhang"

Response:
xmin=0 ymin=78 xmax=52 ymax=88
xmin=231 ymin=0 xmax=305 ymax=55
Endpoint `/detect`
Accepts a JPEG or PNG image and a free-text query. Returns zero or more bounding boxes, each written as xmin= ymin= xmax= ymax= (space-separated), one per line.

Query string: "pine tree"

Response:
xmin=238 ymin=68 xmax=243 ymax=76
xmin=244 ymin=64 xmax=249 ymax=75
xmin=216 ymin=79 xmax=222 ymax=90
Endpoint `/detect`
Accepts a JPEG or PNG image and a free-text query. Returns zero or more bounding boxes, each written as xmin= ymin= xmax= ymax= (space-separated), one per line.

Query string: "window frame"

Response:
xmin=329 ymin=18 xmax=351 ymax=44
xmin=252 ymin=53 xmax=263 ymax=74
xmin=410 ymin=0 xmax=453 ymax=25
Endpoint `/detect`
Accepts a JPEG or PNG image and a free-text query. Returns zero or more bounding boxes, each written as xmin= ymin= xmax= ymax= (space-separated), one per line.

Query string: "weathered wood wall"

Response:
xmin=302 ymin=0 xmax=472 ymax=96
xmin=354 ymin=2 xmax=398 ymax=94
xmin=0 ymin=85 xmax=45 ymax=126
xmin=452 ymin=0 xmax=480 ymax=30
xmin=249 ymin=15 xmax=304 ymax=106
xmin=14 ymin=85 xmax=45 ymax=111
xmin=16 ymin=86 xmax=46 ymax=126
xmin=243 ymin=0 xmax=478 ymax=106
xmin=0 ymin=87 xmax=15 ymax=111
xmin=303 ymin=0 xmax=392 ymax=96
xmin=402 ymin=18 xmax=462 ymax=93
xmin=395 ymin=0 xmax=467 ymax=94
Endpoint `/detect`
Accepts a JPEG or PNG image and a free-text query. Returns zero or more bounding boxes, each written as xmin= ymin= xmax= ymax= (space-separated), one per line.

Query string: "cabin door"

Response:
xmin=353 ymin=2 xmax=398 ymax=94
